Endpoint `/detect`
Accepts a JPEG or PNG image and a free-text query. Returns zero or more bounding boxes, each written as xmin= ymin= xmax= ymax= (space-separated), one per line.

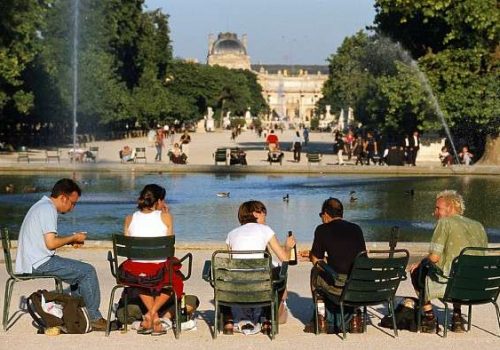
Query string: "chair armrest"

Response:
xmin=273 ymin=262 xmax=289 ymax=289
xmin=177 ymin=252 xmax=193 ymax=281
xmin=202 ymin=260 xmax=212 ymax=284
xmin=107 ymin=251 xmax=117 ymax=278
xmin=315 ymin=260 xmax=338 ymax=280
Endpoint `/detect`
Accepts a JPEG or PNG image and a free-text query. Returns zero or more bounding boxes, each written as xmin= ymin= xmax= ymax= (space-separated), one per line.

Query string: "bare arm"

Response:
xmin=161 ymin=211 xmax=174 ymax=236
xmin=123 ymin=215 xmax=132 ymax=236
xmin=267 ymin=234 xmax=295 ymax=262
xmin=44 ymin=232 xmax=86 ymax=250
xmin=310 ymin=253 xmax=321 ymax=266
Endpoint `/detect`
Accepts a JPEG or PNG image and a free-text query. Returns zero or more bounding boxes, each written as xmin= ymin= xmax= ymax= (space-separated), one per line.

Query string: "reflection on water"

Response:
xmin=0 ymin=173 xmax=498 ymax=243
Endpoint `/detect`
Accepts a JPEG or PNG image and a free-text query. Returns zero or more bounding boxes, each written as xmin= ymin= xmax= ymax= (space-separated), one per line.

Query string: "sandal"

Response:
xmin=223 ymin=320 xmax=234 ymax=335
xmin=137 ymin=314 xmax=153 ymax=335
xmin=151 ymin=320 xmax=167 ymax=336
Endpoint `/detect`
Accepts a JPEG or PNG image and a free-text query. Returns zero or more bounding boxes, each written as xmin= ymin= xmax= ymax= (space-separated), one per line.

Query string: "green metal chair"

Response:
xmin=1 ymin=228 xmax=63 ymax=331
xmin=105 ymin=234 xmax=192 ymax=338
xmin=213 ymin=148 xmax=228 ymax=165
xmin=314 ymin=249 xmax=409 ymax=339
xmin=202 ymin=250 xmax=287 ymax=339
xmin=306 ymin=153 xmax=322 ymax=165
xmin=417 ymin=247 xmax=500 ymax=337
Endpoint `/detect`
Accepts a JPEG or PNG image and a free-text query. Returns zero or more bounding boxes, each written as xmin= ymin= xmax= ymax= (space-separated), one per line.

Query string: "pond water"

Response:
xmin=0 ymin=173 xmax=499 ymax=243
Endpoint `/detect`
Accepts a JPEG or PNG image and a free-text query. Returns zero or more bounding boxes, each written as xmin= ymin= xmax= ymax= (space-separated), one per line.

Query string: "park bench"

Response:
xmin=45 ymin=148 xmax=60 ymax=163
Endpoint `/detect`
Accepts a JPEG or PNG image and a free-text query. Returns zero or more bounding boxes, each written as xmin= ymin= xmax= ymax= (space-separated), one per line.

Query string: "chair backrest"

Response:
xmin=307 ymin=153 xmax=321 ymax=163
xmin=342 ymin=249 xmax=409 ymax=305
xmin=444 ymin=247 xmax=500 ymax=304
xmin=1 ymin=228 xmax=16 ymax=278
xmin=214 ymin=148 xmax=227 ymax=161
xmin=112 ymin=234 xmax=175 ymax=261
xmin=211 ymin=250 xmax=274 ymax=304
xmin=89 ymin=146 xmax=99 ymax=152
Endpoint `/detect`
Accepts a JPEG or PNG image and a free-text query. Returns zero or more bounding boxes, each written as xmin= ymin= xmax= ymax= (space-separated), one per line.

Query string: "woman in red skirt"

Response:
xmin=122 ymin=184 xmax=182 ymax=335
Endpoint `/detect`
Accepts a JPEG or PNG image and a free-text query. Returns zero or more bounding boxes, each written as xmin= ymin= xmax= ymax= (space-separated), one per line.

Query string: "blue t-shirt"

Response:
xmin=15 ymin=196 xmax=57 ymax=273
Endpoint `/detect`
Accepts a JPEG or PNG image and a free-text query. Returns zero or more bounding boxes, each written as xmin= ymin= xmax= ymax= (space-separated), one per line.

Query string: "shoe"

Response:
xmin=349 ymin=312 xmax=363 ymax=333
xmin=420 ymin=316 xmax=438 ymax=333
xmin=261 ymin=321 xmax=271 ymax=335
xmin=303 ymin=315 xmax=328 ymax=334
xmin=451 ymin=313 xmax=466 ymax=333
xmin=91 ymin=317 xmax=108 ymax=332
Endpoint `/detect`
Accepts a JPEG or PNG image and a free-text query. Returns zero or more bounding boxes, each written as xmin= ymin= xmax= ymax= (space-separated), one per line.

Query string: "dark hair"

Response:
xmin=321 ymin=197 xmax=343 ymax=218
xmin=137 ymin=184 xmax=166 ymax=210
xmin=238 ymin=200 xmax=267 ymax=224
xmin=51 ymin=178 xmax=81 ymax=198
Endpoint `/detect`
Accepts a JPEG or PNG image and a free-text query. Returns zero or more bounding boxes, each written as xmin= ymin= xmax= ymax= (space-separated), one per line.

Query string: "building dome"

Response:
xmin=211 ymin=33 xmax=247 ymax=55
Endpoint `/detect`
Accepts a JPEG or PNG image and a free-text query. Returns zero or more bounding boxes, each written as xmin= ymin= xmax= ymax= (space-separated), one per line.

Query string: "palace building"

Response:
xmin=207 ymin=32 xmax=328 ymax=126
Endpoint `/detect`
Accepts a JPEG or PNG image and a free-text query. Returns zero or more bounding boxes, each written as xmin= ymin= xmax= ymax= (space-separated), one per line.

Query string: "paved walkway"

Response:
xmin=1 ymin=245 xmax=499 ymax=349
xmin=0 ymin=129 xmax=498 ymax=175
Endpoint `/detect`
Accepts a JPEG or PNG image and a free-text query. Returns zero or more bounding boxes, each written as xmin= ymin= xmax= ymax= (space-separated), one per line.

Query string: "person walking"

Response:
xmin=291 ymin=131 xmax=303 ymax=162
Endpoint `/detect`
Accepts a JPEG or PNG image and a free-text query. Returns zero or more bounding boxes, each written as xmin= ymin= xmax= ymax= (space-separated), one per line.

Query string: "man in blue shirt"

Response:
xmin=16 ymin=178 xmax=107 ymax=331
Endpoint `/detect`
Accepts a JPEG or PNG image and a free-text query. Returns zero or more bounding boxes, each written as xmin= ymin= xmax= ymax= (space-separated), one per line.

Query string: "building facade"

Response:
xmin=207 ymin=33 xmax=327 ymax=126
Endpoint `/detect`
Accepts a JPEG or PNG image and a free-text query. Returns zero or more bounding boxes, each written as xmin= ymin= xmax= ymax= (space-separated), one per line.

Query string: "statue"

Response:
xmin=205 ymin=106 xmax=215 ymax=132
xmin=223 ymin=111 xmax=231 ymax=130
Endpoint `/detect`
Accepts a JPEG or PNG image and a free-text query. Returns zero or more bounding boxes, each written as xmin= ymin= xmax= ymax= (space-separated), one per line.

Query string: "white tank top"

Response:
xmin=128 ymin=210 xmax=169 ymax=263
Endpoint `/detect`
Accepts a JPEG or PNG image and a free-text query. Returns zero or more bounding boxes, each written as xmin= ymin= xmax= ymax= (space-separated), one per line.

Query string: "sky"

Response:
xmin=144 ymin=0 xmax=376 ymax=65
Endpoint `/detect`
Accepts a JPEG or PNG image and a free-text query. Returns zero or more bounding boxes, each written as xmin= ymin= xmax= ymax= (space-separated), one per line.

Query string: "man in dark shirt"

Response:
xmin=307 ymin=197 xmax=366 ymax=333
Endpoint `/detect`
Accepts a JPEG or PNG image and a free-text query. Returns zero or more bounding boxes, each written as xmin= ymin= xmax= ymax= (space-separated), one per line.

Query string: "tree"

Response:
xmin=0 ymin=0 xmax=49 ymax=142
xmin=374 ymin=0 xmax=499 ymax=163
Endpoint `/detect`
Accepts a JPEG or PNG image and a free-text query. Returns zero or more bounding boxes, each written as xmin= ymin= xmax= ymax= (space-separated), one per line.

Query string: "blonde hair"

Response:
xmin=436 ymin=190 xmax=465 ymax=215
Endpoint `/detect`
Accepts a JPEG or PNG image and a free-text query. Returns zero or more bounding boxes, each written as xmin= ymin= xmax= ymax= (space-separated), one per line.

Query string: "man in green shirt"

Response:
xmin=409 ymin=190 xmax=488 ymax=333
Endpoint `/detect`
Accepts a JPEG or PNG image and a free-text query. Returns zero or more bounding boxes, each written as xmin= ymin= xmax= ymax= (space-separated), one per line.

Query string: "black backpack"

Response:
xmin=27 ymin=289 xmax=92 ymax=334
xmin=379 ymin=297 xmax=419 ymax=332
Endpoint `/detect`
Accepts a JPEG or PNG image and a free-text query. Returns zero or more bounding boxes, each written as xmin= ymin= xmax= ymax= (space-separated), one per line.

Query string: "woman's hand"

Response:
xmin=285 ymin=234 xmax=296 ymax=250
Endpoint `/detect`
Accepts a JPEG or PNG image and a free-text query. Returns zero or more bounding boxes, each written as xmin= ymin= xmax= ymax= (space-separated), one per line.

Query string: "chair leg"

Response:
xmin=105 ymin=285 xmax=123 ymax=337
xmin=443 ymin=301 xmax=449 ymax=338
xmin=213 ymin=300 xmax=219 ymax=339
xmin=54 ymin=278 xmax=63 ymax=293
xmin=270 ymin=300 xmax=276 ymax=340
xmin=388 ymin=300 xmax=398 ymax=337
xmin=312 ymin=291 xmax=318 ymax=335
xmin=416 ymin=286 xmax=425 ymax=333
xmin=174 ymin=292 xmax=180 ymax=339
xmin=340 ymin=302 xmax=347 ymax=340
xmin=3 ymin=278 xmax=15 ymax=331
xmin=493 ymin=302 xmax=500 ymax=335
xmin=363 ymin=305 xmax=368 ymax=333
xmin=467 ymin=305 xmax=472 ymax=332
xmin=274 ymin=295 xmax=279 ymax=335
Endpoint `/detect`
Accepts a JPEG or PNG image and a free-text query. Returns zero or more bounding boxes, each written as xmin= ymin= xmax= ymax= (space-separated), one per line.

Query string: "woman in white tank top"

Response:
xmin=123 ymin=184 xmax=174 ymax=335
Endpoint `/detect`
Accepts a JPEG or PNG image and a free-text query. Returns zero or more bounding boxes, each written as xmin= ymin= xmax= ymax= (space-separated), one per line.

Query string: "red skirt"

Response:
xmin=119 ymin=258 xmax=184 ymax=297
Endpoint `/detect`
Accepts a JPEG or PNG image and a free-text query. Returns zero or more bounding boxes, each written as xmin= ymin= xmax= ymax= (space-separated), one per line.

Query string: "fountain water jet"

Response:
xmin=71 ymin=0 xmax=80 ymax=168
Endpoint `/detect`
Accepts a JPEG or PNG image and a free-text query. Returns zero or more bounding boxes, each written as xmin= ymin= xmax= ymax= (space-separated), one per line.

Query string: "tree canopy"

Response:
xmin=0 ymin=0 xmax=268 ymax=146
xmin=318 ymin=0 xmax=498 ymax=158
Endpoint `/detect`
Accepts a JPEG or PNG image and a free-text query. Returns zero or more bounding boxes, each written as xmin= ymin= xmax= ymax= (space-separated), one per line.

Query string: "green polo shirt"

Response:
xmin=426 ymin=214 xmax=488 ymax=299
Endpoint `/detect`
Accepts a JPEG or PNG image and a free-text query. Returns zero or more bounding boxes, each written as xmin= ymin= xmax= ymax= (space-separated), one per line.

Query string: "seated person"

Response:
xmin=458 ymin=146 xmax=473 ymax=166
xmin=439 ymin=146 xmax=453 ymax=167
xmin=168 ymin=143 xmax=187 ymax=164
xmin=68 ymin=148 xmax=86 ymax=162
xmin=116 ymin=287 xmax=199 ymax=331
xmin=305 ymin=198 xmax=366 ymax=334
xmin=120 ymin=184 xmax=183 ymax=335
xmin=229 ymin=148 xmax=247 ymax=165
xmin=223 ymin=201 xmax=295 ymax=335
xmin=384 ymin=145 xmax=406 ymax=166
xmin=266 ymin=130 xmax=279 ymax=152
xmin=119 ymin=145 xmax=134 ymax=162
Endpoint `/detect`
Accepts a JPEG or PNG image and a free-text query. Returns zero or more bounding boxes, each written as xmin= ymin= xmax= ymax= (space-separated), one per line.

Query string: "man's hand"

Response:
xmin=409 ymin=261 xmax=420 ymax=273
xmin=71 ymin=232 xmax=86 ymax=248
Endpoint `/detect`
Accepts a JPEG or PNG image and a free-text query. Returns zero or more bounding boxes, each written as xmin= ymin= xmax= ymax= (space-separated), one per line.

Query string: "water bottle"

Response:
xmin=180 ymin=293 xmax=187 ymax=323
xmin=317 ymin=301 xmax=326 ymax=318
xmin=288 ymin=231 xmax=298 ymax=266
